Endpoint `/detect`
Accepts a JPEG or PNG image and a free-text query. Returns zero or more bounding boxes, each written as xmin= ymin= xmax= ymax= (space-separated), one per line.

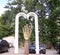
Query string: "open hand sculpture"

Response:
xmin=22 ymin=23 xmax=32 ymax=40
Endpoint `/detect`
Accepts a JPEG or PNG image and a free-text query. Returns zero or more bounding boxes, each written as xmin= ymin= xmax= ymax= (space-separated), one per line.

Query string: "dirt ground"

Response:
xmin=0 ymin=48 xmax=59 ymax=55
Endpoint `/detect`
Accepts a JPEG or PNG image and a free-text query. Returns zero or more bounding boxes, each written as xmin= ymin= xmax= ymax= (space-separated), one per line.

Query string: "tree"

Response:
xmin=42 ymin=0 xmax=60 ymax=47
xmin=0 ymin=11 xmax=14 ymax=39
xmin=5 ymin=0 xmax=60 ymax=47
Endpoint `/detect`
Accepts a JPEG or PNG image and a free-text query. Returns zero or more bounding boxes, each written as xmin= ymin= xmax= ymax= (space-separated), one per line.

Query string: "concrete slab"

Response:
xmin=0 ymin=48 xmax=59 ymax=55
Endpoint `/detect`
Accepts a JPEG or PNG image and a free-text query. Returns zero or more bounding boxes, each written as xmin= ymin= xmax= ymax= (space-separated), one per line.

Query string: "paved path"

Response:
xmin=0 ymin=48 xmax=59 ymax=55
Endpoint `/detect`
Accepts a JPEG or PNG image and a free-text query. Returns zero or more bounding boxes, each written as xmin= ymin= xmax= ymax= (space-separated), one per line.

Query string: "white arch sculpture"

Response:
xmin=15 ymin=12 xmax=39 ymax=54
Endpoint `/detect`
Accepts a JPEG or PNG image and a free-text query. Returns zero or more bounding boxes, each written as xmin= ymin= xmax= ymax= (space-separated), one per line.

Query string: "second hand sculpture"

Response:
xmin=22 ymin=23 xmax=32 ymax=55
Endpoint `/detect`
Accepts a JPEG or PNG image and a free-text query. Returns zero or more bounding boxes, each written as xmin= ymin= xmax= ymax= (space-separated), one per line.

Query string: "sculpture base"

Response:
xmin=24 ymin=40 xmax=29 ymax=55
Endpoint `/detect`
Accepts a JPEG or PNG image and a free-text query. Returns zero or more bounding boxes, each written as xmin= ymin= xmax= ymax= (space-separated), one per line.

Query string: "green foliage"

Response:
xmin=25 ymin=0 xmax=38 ymax=11
xmin=39 ymin=0 xmax=60 ymax=46
xmin=0 ymin=10 xmax=14 ymax=39
xmin=1 ymin=0 xmax=59 ymax=47
xmin=0 ymin=24 xmax=14 ymax=39
xmin=37 ymin=3 xmax=44 ymax=10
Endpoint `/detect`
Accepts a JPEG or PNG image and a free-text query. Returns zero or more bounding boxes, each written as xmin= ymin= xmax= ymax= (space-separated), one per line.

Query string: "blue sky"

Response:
xmin=0 ymin=0 xmax=8 ymax=8
xmin=0 ymin=0 xmax=8 ymax=16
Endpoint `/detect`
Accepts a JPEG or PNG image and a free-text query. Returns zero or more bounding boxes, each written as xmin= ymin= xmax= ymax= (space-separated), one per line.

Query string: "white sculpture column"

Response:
xmin=15 ymin=12 xmax=39 ymax=54
xmin=15 ymin=12 xmax=26 ymax=53
xmin=27 ymin=12 xmax=39 ymax=54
